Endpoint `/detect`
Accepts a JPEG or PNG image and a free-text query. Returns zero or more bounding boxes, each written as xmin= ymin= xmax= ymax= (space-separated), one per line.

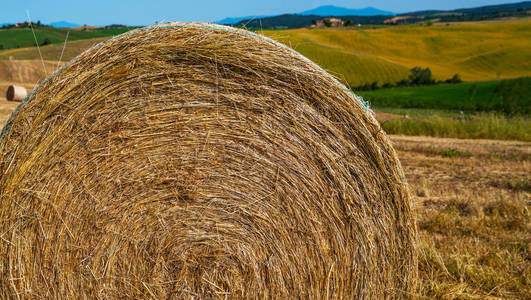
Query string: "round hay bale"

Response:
xmin=5 ymin=85 xmax=27 ymax=101
xmin=0 ymin=23 xmax=416 ymax=298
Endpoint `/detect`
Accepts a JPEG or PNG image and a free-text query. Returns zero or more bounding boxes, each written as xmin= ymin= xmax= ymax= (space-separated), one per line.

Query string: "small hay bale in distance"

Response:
xmin=5 ymin=85 xmax=27 ymax=101
xmin=0 ymin=23 xmax=416 ymax=298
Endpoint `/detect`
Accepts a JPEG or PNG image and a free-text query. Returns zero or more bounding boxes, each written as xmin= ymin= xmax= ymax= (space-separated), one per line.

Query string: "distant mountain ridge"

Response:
xmin=217 ymin=5 xmax=394 ymax=24
xmin=300 ymin=5 xmax=394 ymax=16
xmin=234 ymin=14 xmax=391 ymax=29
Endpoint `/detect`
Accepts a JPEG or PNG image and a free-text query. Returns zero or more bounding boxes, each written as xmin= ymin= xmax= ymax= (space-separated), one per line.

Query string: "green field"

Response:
xmin=359 ymin=77 xmax=530 ymax=114
xmin=0 ymin=27 xmax=130 ymax=50
xmin=361 ymin=77 xmax=530 ymax=141
xmin=359 ymin=81 xmax=500 ymax=111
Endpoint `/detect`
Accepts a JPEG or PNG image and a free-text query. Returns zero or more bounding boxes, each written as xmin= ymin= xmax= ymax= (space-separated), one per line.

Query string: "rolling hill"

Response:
xmin=261 ymin=20 xmax=531 ymax=86
xmin=0 ymin=20 xmax=529 ymax=88
xmin=0 ymin=37 xmax=109 ymax=61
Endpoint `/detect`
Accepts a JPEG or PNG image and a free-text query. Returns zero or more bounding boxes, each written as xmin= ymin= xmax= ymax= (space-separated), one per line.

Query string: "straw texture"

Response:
xmin=0 ymin=23 xmax=416 ymax=299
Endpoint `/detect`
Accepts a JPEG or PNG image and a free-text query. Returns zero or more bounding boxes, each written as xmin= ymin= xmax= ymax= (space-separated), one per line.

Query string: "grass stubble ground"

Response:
xmin=394 ymin=136 xmax=530 ymax=299
xmin=0 ymin=103 xmax=528 ymax=298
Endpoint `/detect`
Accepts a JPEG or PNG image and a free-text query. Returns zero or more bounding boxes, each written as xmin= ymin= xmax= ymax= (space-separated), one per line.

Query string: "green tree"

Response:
xmin=40 ymin=38 xmax=52 ymax=46
xmin=409 ymin=67 xmax=434 ymax=85
xmin=446 ymin=74 xmax=462 ymax=84
xmin=489 ymin=77 xmax=530 ymax=115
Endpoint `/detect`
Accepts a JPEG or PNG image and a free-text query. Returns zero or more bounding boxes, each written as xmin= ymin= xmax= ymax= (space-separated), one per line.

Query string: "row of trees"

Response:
xmin=1 ymin=21 xmax=46 ymax=29
xmin=354 ymin=67 xmax=462 ymax=91
xmin=460 ymin=77 xmax=529 ymax=115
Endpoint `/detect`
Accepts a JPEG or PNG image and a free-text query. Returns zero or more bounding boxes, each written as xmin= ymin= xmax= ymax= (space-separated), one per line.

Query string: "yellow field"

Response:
xmin=0 ymin=60 xmax=57 ymax=117
xmin=0 ymin=60 xmax=58 ymax=82
xmin=264 ymin=20 xmax=531 ymax=86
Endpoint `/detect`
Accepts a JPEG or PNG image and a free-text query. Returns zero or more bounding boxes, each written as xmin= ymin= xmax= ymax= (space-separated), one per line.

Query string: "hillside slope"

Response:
xmin=0 ymin=37 xmax=109 ymax=61
xmin=263 ymin=20 xmax=531 ymax=85
xmin=0 ymin=60 xmax=59 ymax=83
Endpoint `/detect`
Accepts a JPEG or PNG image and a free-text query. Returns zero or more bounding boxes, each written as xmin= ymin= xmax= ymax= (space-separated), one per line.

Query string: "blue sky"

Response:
xmin=0 ymin=0 xmax=516 ymax=26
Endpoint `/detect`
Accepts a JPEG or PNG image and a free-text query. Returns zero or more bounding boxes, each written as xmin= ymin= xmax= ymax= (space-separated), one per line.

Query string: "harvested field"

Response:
xmin=0 ymin=60 xmax=58 ymax=83
xmin=393 ymin=136 xmax=530 ymax=299
xmin=0 ymin=81 xmax=35 ymax=124
xmin=0 ymin=60 xmax=55 ymax=121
